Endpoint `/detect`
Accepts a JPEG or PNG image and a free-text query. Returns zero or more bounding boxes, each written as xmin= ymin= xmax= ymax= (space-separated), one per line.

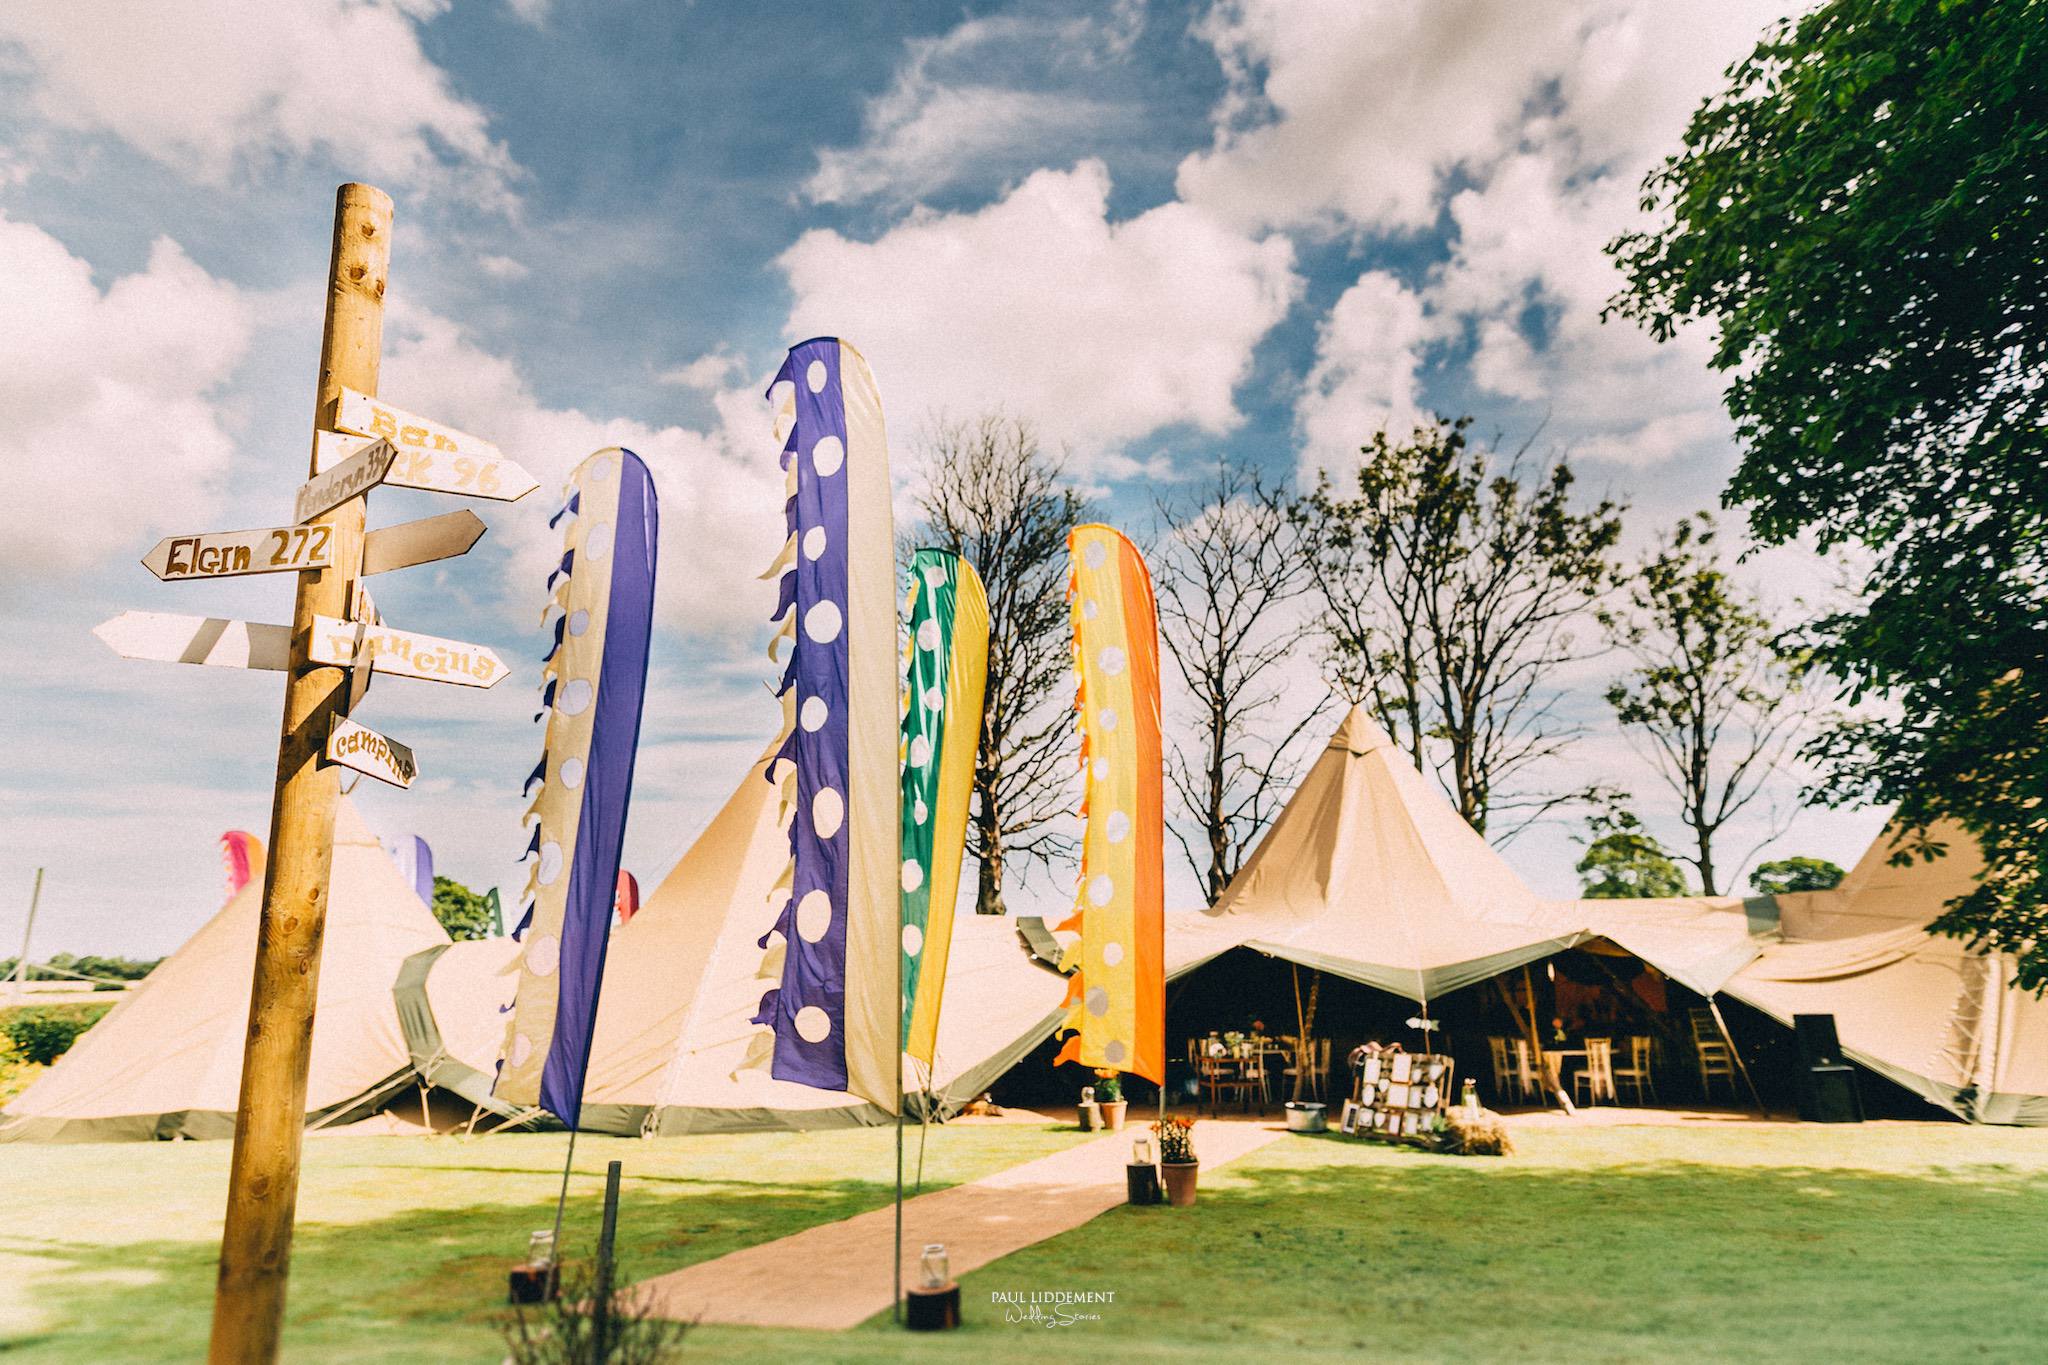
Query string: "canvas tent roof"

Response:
xmin=0 ymin=799 xmax=450 ymax=1143
xmin=407 ymin=742 xmax=1068 ymax=1134
xmin=1720 ymin=819 xmax=2048 ymax=1124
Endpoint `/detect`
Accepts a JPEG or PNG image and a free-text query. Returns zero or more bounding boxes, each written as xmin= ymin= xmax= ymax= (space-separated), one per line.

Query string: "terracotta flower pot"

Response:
xmin=1162 ymin=1160 xmax=1199 ymax=1206
xmin=1100 ymin=1100 xmax=1127 ymax=1131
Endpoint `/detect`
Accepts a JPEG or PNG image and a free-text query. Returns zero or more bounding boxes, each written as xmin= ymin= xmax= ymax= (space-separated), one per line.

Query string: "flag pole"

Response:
xmin=893 ymin=895 xmax=905 ymax=1323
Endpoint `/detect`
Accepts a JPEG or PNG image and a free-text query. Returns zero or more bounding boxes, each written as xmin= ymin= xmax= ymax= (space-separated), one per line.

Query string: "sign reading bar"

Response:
xmin=332 ymin=386 xmax=502 ymax=461
xmin=362 ymin=510 xmax=487 ymax=576
xmin=93 ymin=611 xmax=291 ymax=671
xmin=308 ymin=614 xmax=508 ymax=688
xmin=295 ymin=438 xmax=397 ymax=524
xmin=324 ymin=715 xmax=416 ymax=788
xmin=142 ymin=524 xmax=335 ymax=581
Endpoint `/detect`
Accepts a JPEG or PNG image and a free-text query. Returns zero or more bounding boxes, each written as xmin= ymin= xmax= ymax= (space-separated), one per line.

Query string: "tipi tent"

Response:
xmin=404 ymin=743 xmax=1067 ymax=1133
xmin=1721 ymin=820 xmax=2048 ymax=1124
xmin=0 ymin=799 xmax=451 ymax=1142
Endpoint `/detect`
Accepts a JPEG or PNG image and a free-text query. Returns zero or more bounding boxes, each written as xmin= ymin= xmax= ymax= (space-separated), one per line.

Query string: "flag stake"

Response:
xmin=209 ymin=182 xmax=391 ymax=1365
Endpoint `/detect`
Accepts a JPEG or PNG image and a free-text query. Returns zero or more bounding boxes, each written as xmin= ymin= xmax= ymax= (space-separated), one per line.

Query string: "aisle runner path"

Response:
xmin=636 ymin=1117 xmax=1285 ymax=1330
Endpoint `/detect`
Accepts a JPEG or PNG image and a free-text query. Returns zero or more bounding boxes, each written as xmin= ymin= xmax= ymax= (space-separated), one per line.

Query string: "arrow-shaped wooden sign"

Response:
xmin=142 ymin=524 xmax=336 ymax=582
xmin=308 ymin=431 xmax=536 ymax=512
xmin=332 ymin=386 xmax=501 ymax=460
xmin=295 ymin=437 xmax=397 ymax=524
xmin=362 ymin=509 xmax=486 ymax=576
xmin=330 ymin=386 xmax=538 ymax=505
xmin=93 ymin=612 xmax=290 ymax=671
xmin=307 ymin=614 xmax=508 ymax=688
xmin=324 ymin=714 xmax=416 ymax=788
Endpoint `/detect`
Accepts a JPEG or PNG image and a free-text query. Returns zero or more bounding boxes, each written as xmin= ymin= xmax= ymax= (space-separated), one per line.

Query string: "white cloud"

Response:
xmin=0 ymin=214 xmax=252 ymax=573
xmin=475 ymin=254 xmax=530 ymax=280
xmin=1184 ymin=1 xmax=1785 ymax=480
xmin=376 ymin=310 xmax=788 ymax=640
xmin=808 ymin=6 xmax=1143 ymax=206
xmin=780 ymin=160 xmax=1299 ymax=460
xmin=658 ymin=351 xmax=744 ymax=391
xmin=1296 ymin=271 xmax=1435 ymax=479
xmin=0 ymin=0 xmax=518 ymax=208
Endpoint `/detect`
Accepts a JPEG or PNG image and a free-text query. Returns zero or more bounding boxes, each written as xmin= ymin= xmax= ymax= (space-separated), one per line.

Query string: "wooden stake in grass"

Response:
xmin=208 ymin=182 xmax=391 ymax=1365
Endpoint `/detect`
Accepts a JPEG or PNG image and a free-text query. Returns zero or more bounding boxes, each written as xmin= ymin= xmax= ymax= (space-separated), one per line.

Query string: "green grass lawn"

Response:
xmin=4 ymin=1119 xmax=2046 ymax=1363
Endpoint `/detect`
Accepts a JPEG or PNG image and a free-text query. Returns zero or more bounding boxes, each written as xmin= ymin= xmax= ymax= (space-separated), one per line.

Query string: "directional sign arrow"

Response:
xmin=332 ymin=386 xmax=502 ymax=461
xmin=141 ymin=524 xmax=337 ymax=582
xmin=308 ymin=615 xmax=509 ymax=688
xmin=362 ymin=509 xmax=487 ymax=576
xmin=324 ymin=715 xmax=417 ymax=789
xmin=94 ymin=611 xmax=291 ymax=671
xmin=380 ymin=444 xmax=539 ymax=505
xmin=295 ymin=437 xmax=397 ymax=524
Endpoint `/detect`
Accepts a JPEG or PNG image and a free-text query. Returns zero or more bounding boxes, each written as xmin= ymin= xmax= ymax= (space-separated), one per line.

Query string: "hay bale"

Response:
xmin=1437 ymin=1108 xmax=1513 ymax=1157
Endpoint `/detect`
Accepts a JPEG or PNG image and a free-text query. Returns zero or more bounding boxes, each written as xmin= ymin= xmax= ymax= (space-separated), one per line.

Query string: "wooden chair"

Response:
xmin=1613 ymin=1035 xmax=1656 ymax=1104
xmin=1690 ymin=1008 xmax=1739 ymax=1100
xmin=1508 ymin=1038 xmax=1544 ymax=1104
xmin=1574 ymin=1037 xmax=1617 ymax=1106
xmin=1282 ymin=1038 xmax=1332 ymax=1103
xmin=1488 ymin=1036 xmax=1522 ymax=1103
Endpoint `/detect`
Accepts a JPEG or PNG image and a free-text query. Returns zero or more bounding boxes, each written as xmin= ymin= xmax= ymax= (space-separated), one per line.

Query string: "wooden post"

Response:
xmin=209 ymin=182 xmax=391 ymax=1365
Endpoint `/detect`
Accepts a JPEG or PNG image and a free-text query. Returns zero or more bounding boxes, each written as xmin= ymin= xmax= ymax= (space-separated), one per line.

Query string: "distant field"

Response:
xmin=3 ymin=1119 xmax=2045 ymax=1362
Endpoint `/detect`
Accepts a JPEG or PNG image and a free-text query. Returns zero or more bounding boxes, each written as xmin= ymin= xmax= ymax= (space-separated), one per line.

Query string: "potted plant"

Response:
xmin=1094 ymin=1069 xmax=1127 ymax=1130
xmin=1155 ymin=1116 xmax=1198 ymax=1206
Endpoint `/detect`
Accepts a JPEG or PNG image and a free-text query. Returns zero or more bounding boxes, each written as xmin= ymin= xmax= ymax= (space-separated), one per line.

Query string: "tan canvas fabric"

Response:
xmin=424 ymin=742 xmax=1068 ymax=1132
xmin=0 ymin=799 xmax=449 ymax=1142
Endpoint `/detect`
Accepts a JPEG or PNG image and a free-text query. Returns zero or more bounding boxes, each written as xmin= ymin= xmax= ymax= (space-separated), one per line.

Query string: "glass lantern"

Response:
xmin=918 ymin=1242 xmax=950 ymax=1290
xmin=526 ymin=1229 xmax=556 ymax=1269
xmin=1132 ymin=1132 xmax=1156 ymax=1166
xmin=1079 ymin=1085 xmax=1095 ymax=1106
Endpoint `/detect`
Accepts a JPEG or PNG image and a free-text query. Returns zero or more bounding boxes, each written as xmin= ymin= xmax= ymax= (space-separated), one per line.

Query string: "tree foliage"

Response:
xmin=431 ymin=876 xmax=495 ymax=942
xmin=1607 ymin=0 xmax=2048 ymax=983
xmin=1603 ymin=514 xmax=1809 ymax=895
xmin=912 ymin=413 xmax=1087 ymax=913
xmin=1750 ymin=857 xmax=1846 ymax=896
xmin=1576 ymin=807 xmax=1691 ymax=900
xmin=1297 ymin=417 xmax=1623 ymax=839
xmin=1155 ymin=462 xmax=1329 ymax=902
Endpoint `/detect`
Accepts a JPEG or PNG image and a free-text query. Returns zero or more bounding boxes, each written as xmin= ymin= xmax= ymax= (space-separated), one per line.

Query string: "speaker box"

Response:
xmin=1793 ymin=1013 xmax=1863 ymax=1123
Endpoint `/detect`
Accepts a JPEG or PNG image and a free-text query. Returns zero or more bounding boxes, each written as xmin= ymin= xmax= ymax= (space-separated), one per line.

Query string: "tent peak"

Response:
xmin=1328 ymin=703 xmax=1395 ymax=756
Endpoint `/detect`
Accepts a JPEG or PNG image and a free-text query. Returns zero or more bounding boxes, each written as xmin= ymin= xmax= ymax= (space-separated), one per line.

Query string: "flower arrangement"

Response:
xmin=1093 ymin=1068 xmax=1122 ymax=1103
xmin=1153 ymin=1115 xmax=1196 ymax=1165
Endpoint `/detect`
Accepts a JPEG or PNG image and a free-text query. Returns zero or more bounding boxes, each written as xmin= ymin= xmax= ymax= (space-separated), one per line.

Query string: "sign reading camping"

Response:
xmin=324 ymin=714 xmax=417 ymax=788
xmin=308 ymin=614 xmax=508 ymax=688
xmin=143 ymin=525 xmax=336 ymax=581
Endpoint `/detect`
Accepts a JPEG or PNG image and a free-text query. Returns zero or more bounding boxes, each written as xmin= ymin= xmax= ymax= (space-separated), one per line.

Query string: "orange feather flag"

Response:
xmin=1053 ymin=524 xmax=1164 ymax=1085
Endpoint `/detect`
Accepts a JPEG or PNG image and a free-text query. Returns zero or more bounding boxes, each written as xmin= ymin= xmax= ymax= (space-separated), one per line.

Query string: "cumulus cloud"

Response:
xmin=0 ymin=0 xmax=519 ymax=208
xmin=808 ymin=6 xmax=1144 ymax=206
xmin=780 ymin=160 xmax=1299 ymax=460
xmin=1296 ymin=271 xmax=1435 ymax=479
xmin=376 ymin=310 xmax=787 ymax=639
xmin=1190 ymin=1 xmax=1785 ymax=480
xmin=0 ymin=214 xmax=252 ymax=573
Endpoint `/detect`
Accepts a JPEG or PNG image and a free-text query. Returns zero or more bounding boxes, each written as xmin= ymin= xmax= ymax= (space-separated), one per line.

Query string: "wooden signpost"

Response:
xmin=325 ymin=715 xmax=417 ymax=788
xmin=88 ymin=184 xmax=526 ymax=1364
xmin=307 ymin=614 xmax=509 ymax=688
xmin=142 ymin=524 xmax=335 ymax=581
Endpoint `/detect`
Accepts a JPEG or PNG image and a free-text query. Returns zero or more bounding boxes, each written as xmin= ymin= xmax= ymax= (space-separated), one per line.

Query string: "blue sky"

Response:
xmin=0 ymin=0 xmax=1874 ymax=959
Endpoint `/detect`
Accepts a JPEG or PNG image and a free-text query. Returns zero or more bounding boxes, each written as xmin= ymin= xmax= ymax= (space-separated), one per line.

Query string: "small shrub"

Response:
xmin=0 ymin=1035 xmax=47 ymax=1105
xmin=499 ymin=1259 xmax=690 ymax=1365
xmin=1092 ymin=1068 xmax=1122 ymax=1103
xmin=1153 ymin=1115 xmax=1196 ymax=1164
xmin=3 ymin=1005 xmax=108 ymax=1065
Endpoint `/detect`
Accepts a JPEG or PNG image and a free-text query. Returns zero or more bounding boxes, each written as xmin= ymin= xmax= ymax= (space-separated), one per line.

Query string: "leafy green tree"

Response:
xmin=1602 ymin=515 xmax=1808 ymax=895
xmin=1750 ymin=857 xmax=1847 ymax=896
xmin=1606 ymin=0 xmax=2048 ymax=983
xmin=1576 ymin=807 xmax=1691 ymax=900
xmin=431 ymin=876 xmax=495 ymax=942
xmin=1298 ymin=417 xmax=1623 ymax=839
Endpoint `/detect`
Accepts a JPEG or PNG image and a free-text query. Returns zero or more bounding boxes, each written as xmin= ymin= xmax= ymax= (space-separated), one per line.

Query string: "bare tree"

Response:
xmin=1155 ymin=462 xmax=1330 ymax=902
xmin=912 ymin=413 xmax=1087 ymax=914
xmin=1602 ymin=514 xmax=1809 ymax=895
xmin=1296 ymin=417 xmax=1623 ymax=839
